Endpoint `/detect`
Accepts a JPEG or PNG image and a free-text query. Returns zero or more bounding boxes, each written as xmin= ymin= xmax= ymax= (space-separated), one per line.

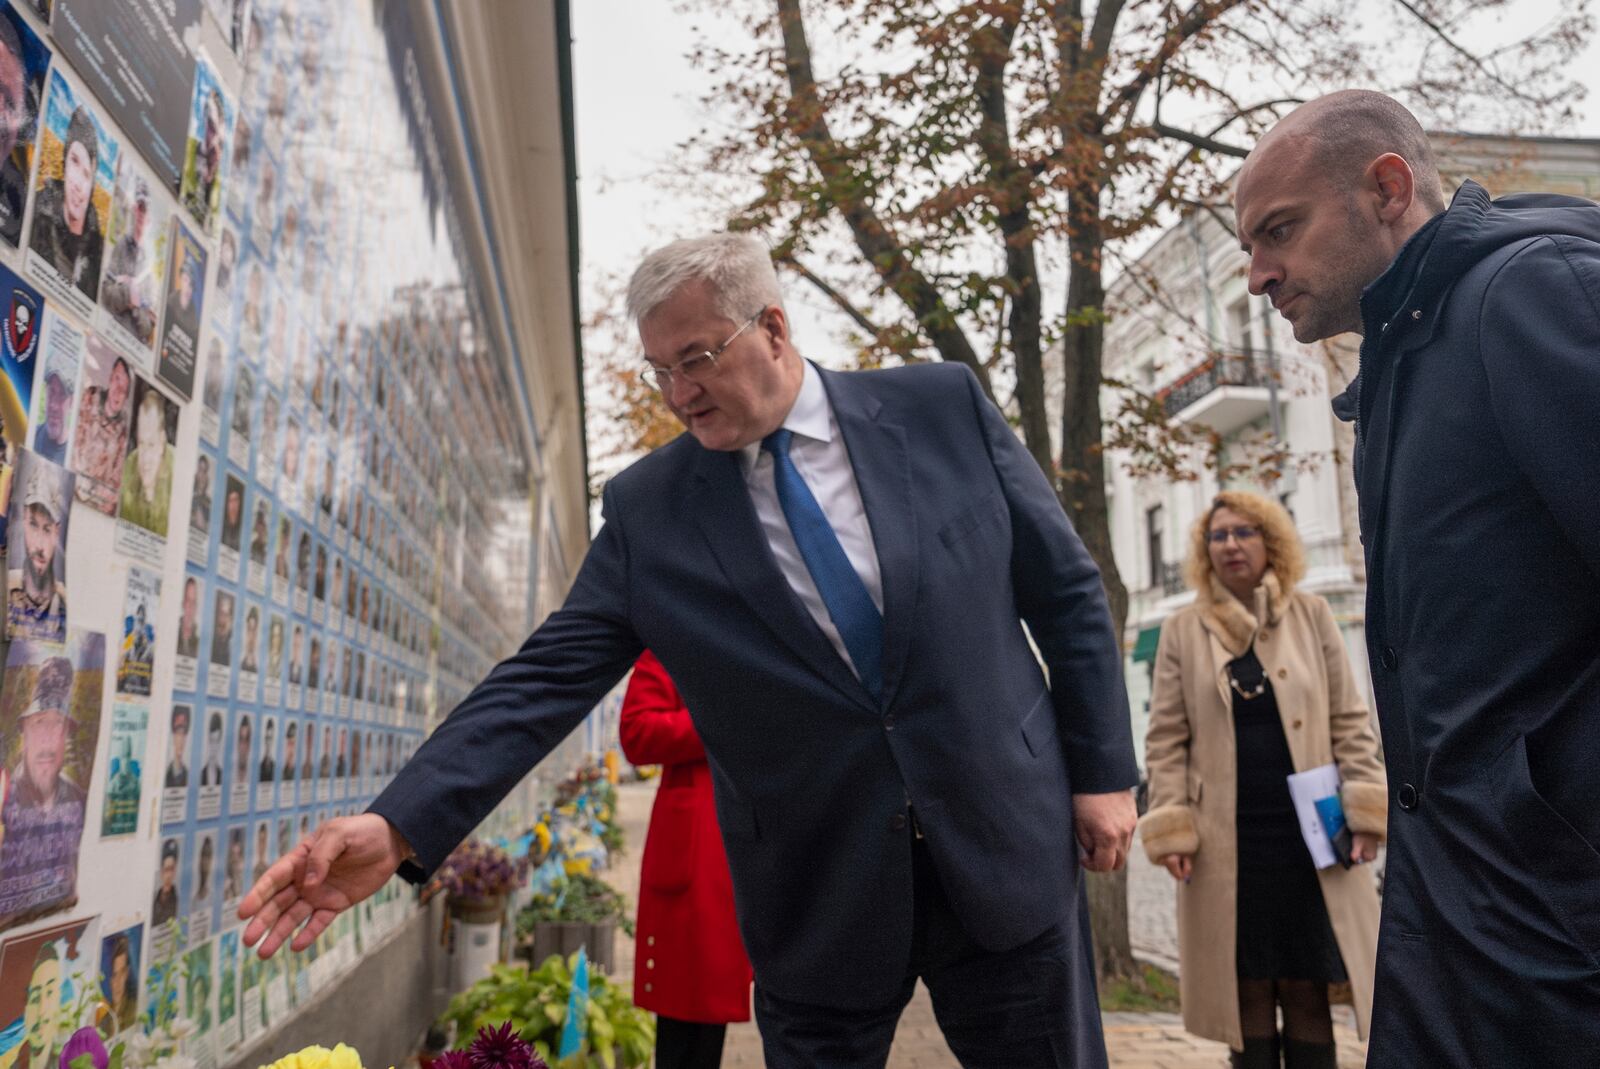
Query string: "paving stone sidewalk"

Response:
xmin=608 ymin=781 xmax=1366 ymax=1067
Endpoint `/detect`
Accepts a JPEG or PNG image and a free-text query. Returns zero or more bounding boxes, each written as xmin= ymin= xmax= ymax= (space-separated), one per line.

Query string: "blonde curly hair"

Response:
xmin=1184 ymin=489 xmax=1306 ymax=595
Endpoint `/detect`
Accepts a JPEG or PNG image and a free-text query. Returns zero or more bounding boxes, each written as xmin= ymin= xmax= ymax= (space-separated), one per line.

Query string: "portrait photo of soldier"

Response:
xmin=98 ymin=161 xmax=167 ymax=350
xmin=0 ymin=7 xmax=48 ymax=247
xmin=5 ymin=451 xmax=73 ymax=642
xmin=28 ymin=75 xmax=117 ymax=302
xmin=116 ymin=380 xmax=177 ymax=537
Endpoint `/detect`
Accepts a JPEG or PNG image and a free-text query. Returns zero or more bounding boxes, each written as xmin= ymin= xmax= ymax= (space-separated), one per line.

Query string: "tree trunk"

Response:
xmin=1060 ymin=187 xmax=1138 ymax=983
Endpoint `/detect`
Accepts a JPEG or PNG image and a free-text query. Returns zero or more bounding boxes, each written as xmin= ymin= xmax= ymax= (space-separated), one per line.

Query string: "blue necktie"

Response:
xmin=762 ymin=429 xmax=884 ymax=699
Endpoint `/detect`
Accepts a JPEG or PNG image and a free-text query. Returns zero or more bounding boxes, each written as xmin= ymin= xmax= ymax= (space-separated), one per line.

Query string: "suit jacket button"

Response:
xmin=1381 ymin=646 xmax=1399 ymax=670
xmin=1397 ymin=783 xmax=1418 ymax=810
xmin=1277 ymin=668 xmax=1288 ymax=680
xmin=1292 ymin=719 xmax=1303 ymax=729
xmin=888 ymin=812 xmax=907 ymax=831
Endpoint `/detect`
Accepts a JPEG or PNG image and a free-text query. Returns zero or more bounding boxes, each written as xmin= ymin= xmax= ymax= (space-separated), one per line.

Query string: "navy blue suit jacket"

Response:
xmin=372 ymin=361 xmax=1137 ymax=1007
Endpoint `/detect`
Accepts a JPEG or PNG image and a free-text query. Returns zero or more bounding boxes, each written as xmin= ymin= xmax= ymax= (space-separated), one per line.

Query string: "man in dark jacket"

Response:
xmin=29 ymin=106 xmax=103 ymax=297
xmin=1235 ymin=89 xmax=1600 ymax=1067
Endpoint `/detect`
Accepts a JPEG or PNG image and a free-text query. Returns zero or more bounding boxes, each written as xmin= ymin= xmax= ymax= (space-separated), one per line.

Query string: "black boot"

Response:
xmin=1282 ymin=1038 xmax=1337 ymax=1069
xmin=1229 ymin=1034 xmax=1281 ymax=1069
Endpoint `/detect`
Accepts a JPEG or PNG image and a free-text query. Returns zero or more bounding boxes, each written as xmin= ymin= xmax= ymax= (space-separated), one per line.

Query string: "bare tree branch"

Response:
xmin=775 ymin=0 xmax=994 ymax=399
xmin=1152 ymin=121 xmax=1250 ymax=157
xmin=1391 ymin=0 xmax=1547 ymax=105
xmin=776 ymin=253 xmax=884 ymax=337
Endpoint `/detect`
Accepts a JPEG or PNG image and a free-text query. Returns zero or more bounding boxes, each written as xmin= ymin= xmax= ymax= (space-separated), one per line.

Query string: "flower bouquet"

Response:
xmin=426 ymin=840 xmax=527 ymax=922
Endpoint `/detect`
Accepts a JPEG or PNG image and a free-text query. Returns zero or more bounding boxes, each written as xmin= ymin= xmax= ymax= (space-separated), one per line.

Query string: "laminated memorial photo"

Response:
xmin=156 ymin=218 xmax=207 ymax=401
xmin=227 ymin=361 xmax=253 ymax=470
xmin=220 ymin=826 xmax=244 ymax=915
xmin=196 ymin=708 xmax=223 ymax=820
xmin=150 ymin=836 xmax=181 ymax=949
xmin=217 ymin=473 xmax=243 ymax=583
xmin=159 ymin=702 xmax=192 ymax=827
xmin=0 ymin=3 xmax=48 ymax=247
xmin=115 ymin=566 xmax=160 ymax=698
xmin=298 ymin=717 xmax=313 ymax=783
xmin=328 ymin=553 xmax=343 ymax=628
xmin=236 ymin=602 xmax=259 ymax=704
xmin=311 ymin=541 xmax=326 ymax=625
xmin=275 ymin=720 xmax=295 ymax=808
xmin=27 ymin=311 xmax=82 ymax=470
xmin=0 ymin=918 xmax=95 ymax=1069
xmin=223 ymin=103 xmax=252 ymax=222
xmin=98 ymin=702 xmax=147 ymax=839
xmin=114 ymin=375 xmax=180 ymax=564
xmin=0 ymin=265 xmax=43 ymax=543
xmin=271 ymin=513 xmax=290 ymax=604
xmin=237 ymin=259 xmax=264 ymax=364
xmin=249 ymin=155 xmax=275 ymax=255
xmin=279 ymin=412 xmax=300 ymax=512
xmin=212 ymin=224 xmax=238 ymax=315
xmin=228 ymin=712 xmax=250 ymax=818
xmin=205 ymin=587 xmax=234 ymax=699
xmin=188 ymin=831 xmax=218 ymax=944
xmin=173 ymin=575 xmax=202 ymax=692
xmin=0 ymin=631 xmax=105 ymax=929
xmin=216 ymin=927 xmax=239 ymax=1052
xmin=292 ymin=528 xmax=309 ymax=616
xmin=4 ymin=450 xmax=71 ymax=643
xmin=247 ymin=497 xmax=269 ymax=594
xmin=199 ymin=337 xmax=223 ymax=445
xmin=186 ymin=452 xmax=214 ymax=567
xmin=68 ymin=334 xmax=130 ymax=515
xmin=253 ymin=715 xmax=275 ymax=810
xmin=97 ymin=155 xmax=170 ymax=362
xmin=183 ymin=938 xmax=215 ymax=1053
xmin=179 ymin=57 xmax=231 ymax=232
xmin=26 ymin=70 xmax=118 ymax=321
xmin=285 ymin=623 xmax=303 ymax=710
xmin=263 ymin=613 xmax=283 ymax=707
xmin=256 ymin=388 xmax=278 ymax=495
xmin=98 ymin=925 xmax=142 ymax=1037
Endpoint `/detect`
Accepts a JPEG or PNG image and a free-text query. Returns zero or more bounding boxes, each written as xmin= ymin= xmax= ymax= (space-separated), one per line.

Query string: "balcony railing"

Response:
xmin=1160 ymin=560 xmax=1187 ymax=597
xmin=1160 ymin=349 xmax=1268 ymax=419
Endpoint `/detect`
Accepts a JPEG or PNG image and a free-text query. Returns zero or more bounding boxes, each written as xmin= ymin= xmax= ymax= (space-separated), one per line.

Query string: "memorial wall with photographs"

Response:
xmin=0 ymin=1 xmax=552 ymax=1065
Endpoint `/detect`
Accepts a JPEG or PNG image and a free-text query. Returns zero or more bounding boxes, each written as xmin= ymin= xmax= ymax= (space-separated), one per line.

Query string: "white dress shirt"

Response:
xmin=740 ymin=361 xmax=884 ymax=679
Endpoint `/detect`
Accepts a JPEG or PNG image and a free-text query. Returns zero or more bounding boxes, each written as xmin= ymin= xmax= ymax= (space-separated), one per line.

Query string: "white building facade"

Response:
xmin=1101 ymin=133 xmax=1600 ymax=765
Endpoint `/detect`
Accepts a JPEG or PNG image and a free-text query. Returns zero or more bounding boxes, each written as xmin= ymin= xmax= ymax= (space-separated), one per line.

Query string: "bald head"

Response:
xmin=1246 ymin=90 xmax=1446 ymax=215
xmin=1234 ymin=91 xmax=1448 ymax=343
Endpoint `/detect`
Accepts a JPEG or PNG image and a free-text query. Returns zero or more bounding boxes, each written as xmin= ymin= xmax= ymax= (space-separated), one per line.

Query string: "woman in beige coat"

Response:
xmin=1137 ymin=491 xmax=1386 ymax=1069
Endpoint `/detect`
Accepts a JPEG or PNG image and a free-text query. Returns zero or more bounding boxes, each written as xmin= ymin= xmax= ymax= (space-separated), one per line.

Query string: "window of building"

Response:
xmin=1230 ymin=297 xmax=1255 ymax=354
xmin=1146 ymin=504 xmax=1165 ymax=589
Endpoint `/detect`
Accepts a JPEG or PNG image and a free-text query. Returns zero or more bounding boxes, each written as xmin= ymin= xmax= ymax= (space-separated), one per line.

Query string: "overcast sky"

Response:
xmin=569 ymin=1 xmax=1600 ymax=374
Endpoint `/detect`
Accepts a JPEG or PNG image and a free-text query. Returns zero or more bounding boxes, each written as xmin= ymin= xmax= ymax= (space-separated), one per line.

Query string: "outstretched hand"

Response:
xmin=238 ymin=812 xmax=411 ymax=958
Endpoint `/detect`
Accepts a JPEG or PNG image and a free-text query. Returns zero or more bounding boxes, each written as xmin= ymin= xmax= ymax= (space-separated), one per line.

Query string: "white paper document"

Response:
xmin=1286 ymin=762 xmax=1342 ymax=869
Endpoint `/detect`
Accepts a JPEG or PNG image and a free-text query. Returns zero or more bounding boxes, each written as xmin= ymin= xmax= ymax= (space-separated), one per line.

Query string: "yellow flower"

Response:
xmin=262 ymin=1043 xmax=364 ymax=1069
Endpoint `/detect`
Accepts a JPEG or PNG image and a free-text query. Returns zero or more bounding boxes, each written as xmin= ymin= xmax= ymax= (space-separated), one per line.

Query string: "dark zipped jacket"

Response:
xmin=1332 ymin=180 xmax=1600 ymax=1066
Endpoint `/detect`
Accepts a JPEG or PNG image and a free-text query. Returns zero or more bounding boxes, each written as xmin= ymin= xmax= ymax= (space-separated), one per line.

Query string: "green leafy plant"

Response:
xmin=516 ymin=874 xmax=634 ymax=939
xmin=439 ymin=956 xmax=654 ymax=1069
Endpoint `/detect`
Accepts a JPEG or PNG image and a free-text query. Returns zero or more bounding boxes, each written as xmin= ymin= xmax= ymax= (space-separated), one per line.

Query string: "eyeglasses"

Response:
xmin=642 ymin=309 xmax=765 ymax=392
xmin=1208 ymin=525 xmax=1261 ymax=545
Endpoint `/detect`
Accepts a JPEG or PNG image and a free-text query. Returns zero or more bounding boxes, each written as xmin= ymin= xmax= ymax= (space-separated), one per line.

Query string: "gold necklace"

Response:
xmin=1229 ymin=674 xmax=1267 ymax=700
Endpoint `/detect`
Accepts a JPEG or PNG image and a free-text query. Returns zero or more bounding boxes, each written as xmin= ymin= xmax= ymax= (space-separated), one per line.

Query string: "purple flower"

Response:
xmin=431 ymin=1050 xmax=473 ymax=1069
xmin=467 ymin=1022 xmax=547 ymax=1069
xmin=59 ymin=1028 xmax=109 ymax=1069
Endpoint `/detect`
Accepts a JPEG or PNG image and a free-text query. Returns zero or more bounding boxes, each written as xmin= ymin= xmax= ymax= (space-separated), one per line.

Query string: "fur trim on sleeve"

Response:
xmin=1341 ymin=780 xmax=1388 ymax=839
xmin=1138 ymin=803 xmax=1200 ymax=862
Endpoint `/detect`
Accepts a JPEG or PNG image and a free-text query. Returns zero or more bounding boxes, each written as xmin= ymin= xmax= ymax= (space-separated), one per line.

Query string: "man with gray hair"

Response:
xmin=245 ymin=232 xmax=1138 ymax=1067
xmin=1234 ymin=89 xmax=1600 ymax=1066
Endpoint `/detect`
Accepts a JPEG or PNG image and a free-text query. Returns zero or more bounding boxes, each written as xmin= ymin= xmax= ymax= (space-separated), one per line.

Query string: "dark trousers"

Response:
xmin=754 ymin=835 xmax=1106 ymax=1069
xmin=654 ymin=1016 xmax=727 ymax=1069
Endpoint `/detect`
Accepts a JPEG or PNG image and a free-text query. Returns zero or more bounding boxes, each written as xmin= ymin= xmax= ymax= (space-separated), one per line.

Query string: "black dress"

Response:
xmin=1230 ymin=646 xmax=1348 ymax=982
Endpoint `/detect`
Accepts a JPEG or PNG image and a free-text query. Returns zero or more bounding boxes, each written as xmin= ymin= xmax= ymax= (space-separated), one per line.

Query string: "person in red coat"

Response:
xmin=619 ymin=650 xmax=752 ymax=1069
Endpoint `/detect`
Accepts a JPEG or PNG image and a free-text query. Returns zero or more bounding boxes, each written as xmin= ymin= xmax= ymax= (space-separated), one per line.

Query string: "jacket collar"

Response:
xmin=1196 ymin=568 xmax=1289 ymax=658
